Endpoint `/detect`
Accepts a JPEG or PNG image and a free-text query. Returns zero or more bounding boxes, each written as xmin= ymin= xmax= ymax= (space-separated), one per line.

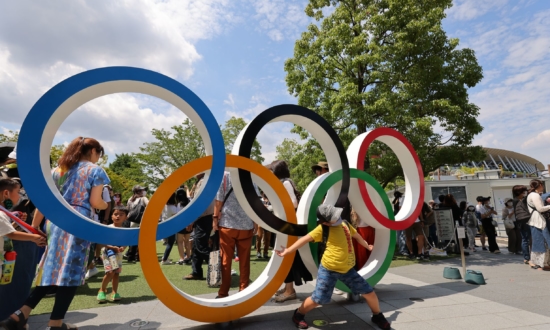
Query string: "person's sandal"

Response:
xmin=274 ymin=288 xmax=285 ymax=296
xmin=274 ymin=292 xmax=297 ymax=303
xmin=0 ymin=310 xmax=28 ymax=330
xmin=45 ymin=323 xmax=78 ymax=329
xmin=292 ymin=309 xmax=308 ymax=329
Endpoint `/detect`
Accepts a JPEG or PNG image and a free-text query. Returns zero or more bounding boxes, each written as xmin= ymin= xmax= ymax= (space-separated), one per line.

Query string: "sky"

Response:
xmin=0 ymin=0 xmax=549 ymax=169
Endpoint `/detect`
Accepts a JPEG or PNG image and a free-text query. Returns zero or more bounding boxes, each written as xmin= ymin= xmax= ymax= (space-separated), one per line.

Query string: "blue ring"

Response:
xmin=18 ymin=67 xmax=225 ymax=246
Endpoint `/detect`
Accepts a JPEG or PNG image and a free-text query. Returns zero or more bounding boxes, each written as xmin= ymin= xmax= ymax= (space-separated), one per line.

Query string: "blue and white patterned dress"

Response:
xmin=35 ymin=161 xmax=110 ymax=287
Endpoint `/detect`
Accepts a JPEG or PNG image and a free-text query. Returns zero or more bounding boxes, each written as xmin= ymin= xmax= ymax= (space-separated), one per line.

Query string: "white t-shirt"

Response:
xmin=102 ymin=187 xmax=111 ymax=203
xmin=162 ymin=204 xmax=179 ymax=221
xmin=0 ymin=212 xmax=15 ymax=267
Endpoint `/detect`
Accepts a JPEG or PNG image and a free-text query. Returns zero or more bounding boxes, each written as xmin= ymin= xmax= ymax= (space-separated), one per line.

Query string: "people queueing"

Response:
xmin=526 ymin=179 xmax=550 ymax=270
xmin=502 ymin=197 xmax=522 ymax=254
xmin=276 ymin=204 xmax=390 ymax=330
xmin=513 ymin=185 xmax=532 ymax=264
xmin=1 ymin=137 xmax=110 ymax=330
xmin=479 ymin=196 xmax=500 ymax=254
xmin=462 ymin=205 xmax=478 ymax=252
xmin=475 ymin=196 xmax=488 ymax=250
xmin=97 ymin=206 xmax=128 ymax=303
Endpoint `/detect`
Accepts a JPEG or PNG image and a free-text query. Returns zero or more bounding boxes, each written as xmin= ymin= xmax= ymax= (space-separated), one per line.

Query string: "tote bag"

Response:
xmin=206 ymin=249 xmax=222 ymax=287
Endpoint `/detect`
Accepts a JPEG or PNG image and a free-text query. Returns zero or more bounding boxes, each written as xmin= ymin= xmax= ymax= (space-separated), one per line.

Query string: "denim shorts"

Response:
xmin=311 ymin=264 xmax=374 ymax=305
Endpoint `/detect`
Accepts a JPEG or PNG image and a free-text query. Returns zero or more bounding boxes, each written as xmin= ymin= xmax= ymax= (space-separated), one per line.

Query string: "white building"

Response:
xmin=423 ymin=148 xmax=549 ymax=235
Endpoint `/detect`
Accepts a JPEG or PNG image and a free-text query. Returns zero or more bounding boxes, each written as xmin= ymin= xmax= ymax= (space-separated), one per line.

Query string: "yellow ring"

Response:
xmin=138 ymin=155 xmax=297 ymax=323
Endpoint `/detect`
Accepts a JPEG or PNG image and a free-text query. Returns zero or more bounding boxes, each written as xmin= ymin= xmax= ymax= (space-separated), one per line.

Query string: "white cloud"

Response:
xmin=464 ymin=9 xmax=550 ymax=166
xmin=448 ymin=0 xmax=508 ymax=21
xmin=223 ymin=94 xmax=236 ymax=109
xmin=0 ymin=0 xmax=235 ymax=157
xmin=522 ymin=130 xmax=550 ymax=150
xmin=58 ymin=94 xmax=187 ymax=156
xmin=251 ymin=0 xmax=310 ymax=41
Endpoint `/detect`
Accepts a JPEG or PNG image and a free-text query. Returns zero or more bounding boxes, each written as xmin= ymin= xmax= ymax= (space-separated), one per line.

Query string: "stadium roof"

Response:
xmin=475 ymin=147 xmax=544 ymax=173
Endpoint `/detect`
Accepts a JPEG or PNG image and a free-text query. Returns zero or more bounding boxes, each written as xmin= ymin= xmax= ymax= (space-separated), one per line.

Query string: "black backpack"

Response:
xmin=127 ymin=198 xmax=146 ymax=224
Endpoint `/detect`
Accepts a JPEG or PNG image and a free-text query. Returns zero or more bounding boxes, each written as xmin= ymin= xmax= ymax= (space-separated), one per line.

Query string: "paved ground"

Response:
xmin=27 ymin=240 xmax=550 ymax=330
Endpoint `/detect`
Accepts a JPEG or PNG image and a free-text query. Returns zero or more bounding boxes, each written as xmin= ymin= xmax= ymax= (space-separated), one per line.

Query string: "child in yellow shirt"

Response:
xmin=276 ymin=204 xmax=390 ymax=329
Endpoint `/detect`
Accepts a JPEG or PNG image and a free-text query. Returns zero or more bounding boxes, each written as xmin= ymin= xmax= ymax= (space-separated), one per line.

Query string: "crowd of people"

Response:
xmin=394 ymin=179 xmax=550 ymax=273
xmin=0 ymin=137 xmax=395 ymax=330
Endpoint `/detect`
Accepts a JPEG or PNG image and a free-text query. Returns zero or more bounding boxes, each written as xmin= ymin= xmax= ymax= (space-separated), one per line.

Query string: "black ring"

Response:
xmin=237 ymin=104 xmax=350 ymax=236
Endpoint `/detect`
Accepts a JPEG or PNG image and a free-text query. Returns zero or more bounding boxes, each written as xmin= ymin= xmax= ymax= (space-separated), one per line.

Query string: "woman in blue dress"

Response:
xmin=1 ymin=137 xmax=110 ymax=330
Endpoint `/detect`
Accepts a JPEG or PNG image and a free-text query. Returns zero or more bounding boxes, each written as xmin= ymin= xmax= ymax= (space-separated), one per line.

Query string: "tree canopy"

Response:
xmin=283 ymin=0 xmax=485 ymax=187
xmin=123 ymin=116 xmax=264 ymax=189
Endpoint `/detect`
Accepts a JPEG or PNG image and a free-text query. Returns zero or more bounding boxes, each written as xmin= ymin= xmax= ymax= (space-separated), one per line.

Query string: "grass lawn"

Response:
xmin=31 ymin=242 xmax=457 ymax=315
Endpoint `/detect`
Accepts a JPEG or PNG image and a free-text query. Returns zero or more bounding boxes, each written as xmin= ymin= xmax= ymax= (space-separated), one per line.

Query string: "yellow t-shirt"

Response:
xmin=310 ymin=222 xmax=357 ymax=274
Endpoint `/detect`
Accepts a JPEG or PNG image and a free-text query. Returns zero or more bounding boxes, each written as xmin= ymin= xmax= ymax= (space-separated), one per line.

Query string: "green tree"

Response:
xmin=104 ymin=167 xmax=138 ymax=202
xmin=109 ymin=153 xmax=147 ymax=184
xmin=0 ymin=130 xmax=18 ymax=143
xmin=50 ymin=144 xmax=66 ymax=167
xmin=284 ymin=0 xmax=485 ymax=186
xmin=134 ymin=117 xmax=265 ymax=189
xmin=276 ymin=138 xmax=323 ymax=192
xmin=221 ymin=116 xmax=264 ymax=164
xmin=135 ymin=118 xmax=205 ymax=188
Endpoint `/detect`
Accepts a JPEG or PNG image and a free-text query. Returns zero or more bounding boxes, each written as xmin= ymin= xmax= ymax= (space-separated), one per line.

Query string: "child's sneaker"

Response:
xmin=85 ymin=267 xmax=99 ymax=280
xmin=110 ymin=293 xmax=121 ymax=301
xmin=292 ymin=309 xmax=308 ymax=329
xmin=371 ymin=313 xmax=391 ymax=329
xmin=97 ymin=291 xmax=107 ymax=303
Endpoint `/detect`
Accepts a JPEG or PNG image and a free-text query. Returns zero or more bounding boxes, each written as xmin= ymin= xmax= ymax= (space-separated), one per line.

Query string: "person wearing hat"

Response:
xmin=124 ymin=185 xmax=149 ymax=262
xmin=502 ymin=197 xmax=522 ymax=254
xmin=276 ymin=204 xmax=391 ymax=329
xmin=311 ymin=161 xmax=329 ymax=176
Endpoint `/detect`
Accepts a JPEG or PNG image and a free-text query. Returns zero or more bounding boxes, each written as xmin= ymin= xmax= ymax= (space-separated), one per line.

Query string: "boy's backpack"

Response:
xmin=317 ymin=220 xmax=351 ymax=263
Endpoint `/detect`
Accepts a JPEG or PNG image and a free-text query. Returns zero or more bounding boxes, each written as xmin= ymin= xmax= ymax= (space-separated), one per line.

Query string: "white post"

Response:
xmin=456 ymin=221 xmax=467 ymax=277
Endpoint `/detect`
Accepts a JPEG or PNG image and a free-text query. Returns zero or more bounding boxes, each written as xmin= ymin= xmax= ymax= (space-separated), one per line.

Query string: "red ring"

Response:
xmin=357 ymin=128 xmax=424 ymax=230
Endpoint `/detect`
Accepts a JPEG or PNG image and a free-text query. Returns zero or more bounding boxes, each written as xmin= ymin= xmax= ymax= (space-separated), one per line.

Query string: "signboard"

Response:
xmin=434 ymin=208 xmax=455 ymax=241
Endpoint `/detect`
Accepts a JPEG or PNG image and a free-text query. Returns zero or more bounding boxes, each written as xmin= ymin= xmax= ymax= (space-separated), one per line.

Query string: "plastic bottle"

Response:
xmin=107 ymin=249 xmax=119 ymax=271
xmin=1 ymin=251 xmax=17 ymax=285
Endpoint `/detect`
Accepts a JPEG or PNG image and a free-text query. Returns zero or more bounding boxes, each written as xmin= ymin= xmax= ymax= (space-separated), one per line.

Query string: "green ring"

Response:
xmin=307 ymin=169 xmax=395 ymax=292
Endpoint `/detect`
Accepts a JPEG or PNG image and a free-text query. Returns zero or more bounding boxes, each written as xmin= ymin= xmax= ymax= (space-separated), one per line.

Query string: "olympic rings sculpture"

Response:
xmin=17 ymin=67 xmax=424 ymax=323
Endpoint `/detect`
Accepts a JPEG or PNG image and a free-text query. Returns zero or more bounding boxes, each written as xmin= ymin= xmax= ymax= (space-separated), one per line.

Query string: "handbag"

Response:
xmin=206 ymin=249 xmax=222 ymax=287
xmin=127 ymin=198 xmax=145 ymax=224
xmin=503 ymin=219 xmax=515 ymax=229
xmin=491 ymin=220 xmax=498 ymax=227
